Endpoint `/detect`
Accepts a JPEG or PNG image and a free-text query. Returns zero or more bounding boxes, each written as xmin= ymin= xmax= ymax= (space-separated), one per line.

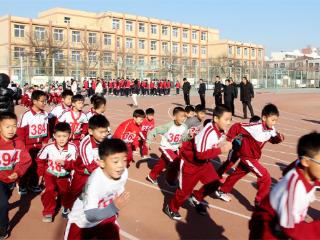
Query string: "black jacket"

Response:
xmin=182 ymin=81 xmax=191 ymax=94
xmin=198 ymin=83 xmax=206 ymax=95
xmin=213 ymin=81 xmax=223 ymax=96
xmin=223 ymin=85 xmax=235 ymax=102
xmin=232 ymin=82 xmax=238 ymax=98
xmin=239 ymin=82 xmax=254 ymax=102
xmin=131 ymin=84 xmax=139 ymax=94
xmin=0 ymin=74 xmax=15 ymax=113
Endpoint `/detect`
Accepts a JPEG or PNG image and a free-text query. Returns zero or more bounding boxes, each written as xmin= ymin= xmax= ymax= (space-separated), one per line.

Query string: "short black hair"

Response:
xmin=146 ymin=108 xmax=155 ymax=115
xmin=213 ymin=104 xmax=231 ymax=119
xmin=261 ymin=103 xmax=279 ymax=117
xmin=99 ymin=138 xmax=128 ymax=160
xmin=185 ymin=105 xmax=195 ymax=113
xmin=133 ymin=109 xmax=146 ymax=118
xmin=72 ymin=94 xmax=85 ymax=103
xmin=250 ymin=115 xmax=261 ymax=123
xmin=0 ymin=111 xmax=17 ymax=122
xmin=89 ymin=114 xmax=110 ymax=130
xmin=225 ymin=79 xmax=230 ymax=84
xmin=54 ymin=122 xmax=71 ymax=134
xmin=203 ymin=119 xmax=212 ymax=127
xmin=31 ymin=90 xmax=46 ymax=101
xmin=61 ymin=90 xmax=74 ymax=98
xmin=195 ymin=104 xmax=206 ymax=113
xmin=297 ymin=132 xmax=320 ymax=159
xmin=173 ymin=107 xmax=185 ymax=116
xmin=91 ymin=95 xmax=106 ymax=110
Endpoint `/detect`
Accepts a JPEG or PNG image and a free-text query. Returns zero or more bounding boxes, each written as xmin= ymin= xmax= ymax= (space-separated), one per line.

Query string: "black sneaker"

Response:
xmin=61 ymin=207 xmax=69 ymax=219
xmin=195 ymin=202 xmax=208 ymax=216
xmin=0 ymin=233 xmax=8 ymax=240
xmin=146 ymin=174 xmax=158 ymax=185
xmin=163 ymin=204 xmax=181 ymax=220
xmin=165 ymin=179 xmax=178 ymax=188
xmin=18 ymin=187 xmax=28 ymax=195
xmin=29 ymin=185 xmax=43 ymax=193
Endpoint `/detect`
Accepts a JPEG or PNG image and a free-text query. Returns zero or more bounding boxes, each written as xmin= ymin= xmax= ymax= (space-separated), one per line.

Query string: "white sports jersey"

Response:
xmin=68 ymin=167 xmax=128 ymax=228
xmin=19 ymin=109 xmax=49 ymax=139
xmin=85 ymin=109 xmax=95 ymax=121
xmin=270 ymin=167 xmax=317 ymax=228
xmin=242 ymin=122 xmax=277 ymax=143
xmin=37 ymin=142 xmax=78 ymax=177
xmin=80 ymin=135 xmax=100 ymax=166
xmin=49 ymin=103 xmax=70 ymax=119
xmin=59 ymin=110 xmax=88 ymax=134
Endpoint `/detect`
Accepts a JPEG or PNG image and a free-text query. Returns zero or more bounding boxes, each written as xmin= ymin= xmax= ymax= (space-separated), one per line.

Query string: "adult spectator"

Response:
xmin=223 ymin=79 xmax=235 ymax=113
xmin=0 ymin=73 xmax=18 ymax=112
xmin=182 ymin=78 xmax=191 ymax=106
xmin=198 ymin=79 xmax=206 ymax=108
xmin=239 ymin=76 xmax=254 ymax=119
xmin=213 ymin=75 xmax=223 ymax=107
xmin=230 ymin=77 xmax=238 ymax=116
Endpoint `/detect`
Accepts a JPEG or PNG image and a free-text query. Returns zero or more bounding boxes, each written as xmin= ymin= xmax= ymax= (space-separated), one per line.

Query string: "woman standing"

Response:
xmin=71 ymin=79 xmax=78 ymax=95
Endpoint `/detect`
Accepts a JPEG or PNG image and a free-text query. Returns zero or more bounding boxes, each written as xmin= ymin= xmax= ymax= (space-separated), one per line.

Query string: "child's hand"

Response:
xmin=278 ymin=132 xmax=285 ymax=141
xmin=8 ymin=172 xmax=18 ymax=181
xmin=220 ymin=141 xmax=232 ymax=153
xmin=56 ymin=160 xmax=65 ymax=166
xmin=113 ymin=191 xmax=130 ymax=210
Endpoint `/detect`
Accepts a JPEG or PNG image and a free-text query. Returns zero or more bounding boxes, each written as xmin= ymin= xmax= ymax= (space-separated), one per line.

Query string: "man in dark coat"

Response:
xmin=0 ymin=73 xmax=17 ymax=113
xmin=230 ymin=77 xmax=238 ymax=116
xmin=239 ymin=76 xmax=254 ymax=119
xmin=223 ymin=79 xmax=235 ymax=113
xmin=198 ymin=78 xmax=206 ymax=108
xmin=213 ymin=76 xmax=223 ymax=107
xmin=182 ymin=78 xmax=191 ymax=106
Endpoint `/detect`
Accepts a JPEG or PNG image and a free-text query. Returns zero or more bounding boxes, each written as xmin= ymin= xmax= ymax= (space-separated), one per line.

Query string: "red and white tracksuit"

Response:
xmin=139 ymin=118 xmax=155 ymax=156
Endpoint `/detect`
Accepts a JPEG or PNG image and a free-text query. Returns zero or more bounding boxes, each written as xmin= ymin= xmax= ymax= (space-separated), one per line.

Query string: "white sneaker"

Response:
xmin=215 ymin=190 xmax=231 ymax=202
xmin=146 ymin=174 xmax=158 ymax=185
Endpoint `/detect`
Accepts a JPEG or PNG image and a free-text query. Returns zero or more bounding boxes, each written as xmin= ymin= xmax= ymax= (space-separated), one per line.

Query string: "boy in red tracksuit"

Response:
xmin=17 ymin=90 xmax=50 ymax=195
xmin=113 ymin=109 xmax=145 ymax=167
xmin=58 ymin=94 xmax=88 ymax=147
xmin=164 ymin=105 xmax=232 ymax=219
xmin=150 ymin=80 xmax=155 ymax=96
xmin=215 ymin=103 xmax=284 ymax=206
xmin=37 ymin=122 xmax=78 ymax=222
xmin=0 ymin=112 xmax=32 ymax=239
xmin=86 ymin=95 xmax=107 ymax=120
xmin=175 ymin=81 xmax=181 ymax=95
xmin=249 ymin=132 xmax=320 ymax=240
xmin=64 ymin=115 xmax=110 ymax=210
xmin=108 ymin=80 xmax=113 ymax=95
xmin=139 ymin=108 xmax=155 ymax=158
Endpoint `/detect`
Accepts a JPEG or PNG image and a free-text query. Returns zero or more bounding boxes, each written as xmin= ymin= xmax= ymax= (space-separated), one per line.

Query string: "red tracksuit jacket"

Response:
xmin=113 ymin=119 xmax=140 ymax=149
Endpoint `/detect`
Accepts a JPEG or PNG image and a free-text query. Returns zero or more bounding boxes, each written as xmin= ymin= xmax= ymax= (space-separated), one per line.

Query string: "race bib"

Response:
xmin=0 ymin=150 xmax=20 ymax=170
xmin=29 ymin=123 xmax=47 ymax=138
xmin=122 ymin=132 xmax=136 ymax=143
xmin=167 ymin=133 xmax=182 ymax=144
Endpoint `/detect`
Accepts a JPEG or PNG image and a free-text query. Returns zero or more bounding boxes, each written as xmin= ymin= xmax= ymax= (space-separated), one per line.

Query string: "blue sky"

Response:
xmin=0 ymin=0 xmax=318 ymax=55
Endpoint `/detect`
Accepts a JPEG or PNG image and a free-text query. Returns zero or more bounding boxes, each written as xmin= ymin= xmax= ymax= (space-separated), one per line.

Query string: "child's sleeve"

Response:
xmin=58 ymin=112 xmax=66 ymax=122
xmin=226 ymin=123 xmax=242 ymax=141
xmin=146 ymin=122 xmax=170 ymax=145
xmin=13 ymin=143 xmax=32 ymax=178
xmin=181 ymin=124 xmax=192 ymax=142
xmin=81 ymin=115 xmax=89 ymax=135
xmin=63 ymin=146 xmax=79 ymax=171
xmin=16 ymin=114 xmax=28 ymax=142
xmin=36 ymin=146 xmax=48 ymax=177
xmin=269 ymin=131 xmax=284 ymax=144
xmin=80 ymin=146 xmax=99 ymax=174
xmin=194 ymin=131 xmax=221 ymax=160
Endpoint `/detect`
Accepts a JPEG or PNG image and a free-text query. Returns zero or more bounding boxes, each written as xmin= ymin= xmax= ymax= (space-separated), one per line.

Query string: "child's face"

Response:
xmin=72 ymin=100 xmax=84 ymax=111
xmin=214 ymin=112 xmax=232 ymax=131
xmin=196 ymin=111 xmax=206 ymax=122
xmin=146 ymin=114 xmax=154 ymax=121
xmin=263 ymin=115 xmax=279 ymax=129
xmin=96 ymin=104 xmax=106 ymax=114
xmin=186 ymin=111 xmax=195 ymax=118
xmin=89 ymin=127 xmax=109 ymax=143
xmin=63 ymin=95 xmax=72 ymax=107
xmin=301 ymin=152 xmax=320 ymax=181
xmin=33 ymin=96 xmax=46 ymax=110
xmin=174 ymin=111 xmax=186 ymax=125
xmin=0 ymin=119 xmax=17 ymax=140
xmin=134 ymin=117 xmax=144 ymax=126
xmin=100 ymin=152 xmax=127 ymax=180
xmin=54 ymin=131 xmax=70 ymax=147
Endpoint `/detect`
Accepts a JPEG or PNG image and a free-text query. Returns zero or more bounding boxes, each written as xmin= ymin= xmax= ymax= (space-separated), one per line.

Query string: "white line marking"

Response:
xmin=120 ymin=230 xmax=140 ymax=240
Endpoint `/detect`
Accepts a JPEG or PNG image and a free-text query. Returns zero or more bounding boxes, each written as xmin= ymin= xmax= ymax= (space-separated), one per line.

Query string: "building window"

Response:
xmin=183 ymin=29 xmax=188 ymax=39
xmin=162 ymin=26 xmax=168 ymax=35
xmin=71 ymin=70 xmax=80 ymax=79
xmin=192 ymin=30 xmax=197 ymax=40
xmin=88 ymin=52 xmax=97 ymax=63
xmin=138 ymin=39 xmax=145 ymax=49
xmin=71 ymin=50 xmax=81 ymax=62
xmin=14 ymin=24 xmax=25 ymax=37
xmin=34 ymin=27 xmax=45 ymax=40
xmin=126 ymin=55 xmax=134 ymax=65
xmin=280 ymin=63 xmax=285 ymax=68
xmin=201 ymin=32 xmax=207 ymax=41
xmin=228 ymin=46 xmax=233 ymax=56
xmin=258 ymin=49 xmax=262 ymax=58
xmin=35 ymin=48 xmax=45 ymax=61
xmin=13 ymin=47 xmax=25 ymax=59
xmin=172 ymin=27 xmax=178 ymax=38
xmin=88 ymin=32 xmax=97 ymax=44
xmin=138 ymin=56 xmax=144 ymax=65
xmin=151 ymin=40 xmax=157 ymax=51
xmin=54 ymin=50 xmax=64 ymax=61
xmin=201 ymin=59 xmax=207 ymax=66
xmin=237 ymin=46 xmax=241 ymax=55
xmin=103 ymin=52 xmax=112 ymax=64
xmin=182 ymin=58 xmax=189 ymax=66
xmin=182 ymin=44 xmax=188 ymax=54
xmin=201 ymin=46 xmax=206 ymax=55
xmin=172 ymin=43 xmax=178 ymax=54
xmin=104 ymin=34 xmax=112 ymax=45
xmin=88 ymin=71 xmax=97 ymax=78
xmin=244 ymin=48 xmax=248 ymax=56
xmin=126 ymin=38 xmax=133 ymax=49
xmin=112 ymin=19 xmax=120 ymax=30
xmin=151 ymin=24 xmax=157 ymax=34
xmin=116 ymin=37 xmax=121 ymax=48
xmin=192 ymin=59 xmax=198 ymax=66
xmin=72 ymin=31 xmax=81 ymax=43
xmin=139 ymin=23 xmax=145 ymax=32
xmin=192 ymin=45 xmax=198 ymax=54
xmin=126 ymin=21 xmax=133 ymax=32
xmin=64 ymin=17 xmax=71 ymax=24
xmin=150 ymin=56 xmax=157 ymax=66
xmin=53 ymin=29 xmax=63 ymax=41
xmin=104 ymin=71 xmax=112 ymax=79
xmin=251 ymin=48 xmax=256 ymax=57
xmin=162 ymin=42 xmax=168 ymax=52
xmin=34 ymin=67 xmax=45 ymax=76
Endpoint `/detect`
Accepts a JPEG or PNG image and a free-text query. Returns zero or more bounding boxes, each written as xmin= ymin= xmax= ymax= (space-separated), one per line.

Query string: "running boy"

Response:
xmin=113 ymin=109 xmax=146 ymax=167
xmin=0 ymin=112 xmax=31 ymax=239
xmin=185 ymin=105 xmax=195 ymax=119
xmin=249 ymin=132 xmax=320 ymax=239
xmin=64 ymin=138 xmax=129 ymax=240
xmin=139 ymin=108 xmax=155 ymax=158
xmin=215 ymin=103 xmax=284 ymax=206
xmin=86 ymin=95 xmax=107 ymax=120
xmin=184 ymin=104 xmax=206 ymax=138
xmin=37 ymin=122 xmax=78 ymax=222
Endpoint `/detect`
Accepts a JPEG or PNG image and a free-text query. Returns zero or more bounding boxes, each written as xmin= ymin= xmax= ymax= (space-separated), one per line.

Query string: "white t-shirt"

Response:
xmin=68 ymin=167 xmax=128 ymax=228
